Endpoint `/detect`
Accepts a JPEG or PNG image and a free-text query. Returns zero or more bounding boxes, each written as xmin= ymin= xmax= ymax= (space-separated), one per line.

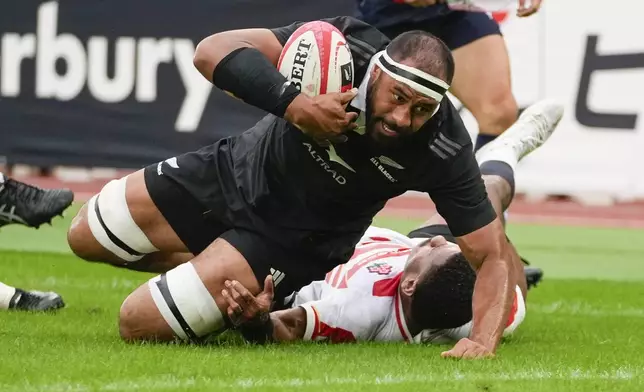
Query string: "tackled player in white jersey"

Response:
xmin=220 ymin=100 xmax=560 ymax=355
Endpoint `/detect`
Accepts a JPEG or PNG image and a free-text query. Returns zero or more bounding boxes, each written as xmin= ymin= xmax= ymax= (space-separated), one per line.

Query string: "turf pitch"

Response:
xmin=1 ymin=207 xmax=643 ymax=391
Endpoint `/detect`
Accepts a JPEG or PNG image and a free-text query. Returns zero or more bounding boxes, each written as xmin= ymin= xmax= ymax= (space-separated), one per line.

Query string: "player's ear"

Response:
xmin=400 ymin=277 xmax=416 ymax=297
xmin=370 ymin=66 xmax=381 ymax=81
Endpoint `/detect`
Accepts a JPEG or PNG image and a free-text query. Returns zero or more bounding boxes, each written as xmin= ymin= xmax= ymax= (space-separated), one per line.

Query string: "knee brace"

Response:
xmin=87 ymin=176 xmax=159 ymax=262
xmin=148 ymin=262 xmax=226 ymax=341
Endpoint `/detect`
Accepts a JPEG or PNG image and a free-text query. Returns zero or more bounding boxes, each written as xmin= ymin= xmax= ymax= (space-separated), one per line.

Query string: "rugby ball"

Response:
xmin=277 ymin=21 xmax=354 ymax=97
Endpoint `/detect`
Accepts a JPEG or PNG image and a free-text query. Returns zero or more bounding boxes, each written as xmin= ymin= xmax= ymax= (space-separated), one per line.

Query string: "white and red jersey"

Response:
xmin=291 ymin=226 xmax=526 ymax=344
xmin=291 ymin=226 xmax=416 ymax=343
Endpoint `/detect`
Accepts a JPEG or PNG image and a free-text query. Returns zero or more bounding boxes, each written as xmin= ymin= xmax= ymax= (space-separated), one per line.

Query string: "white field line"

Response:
xmin=4 ymin=368 xmax=639 ymax=392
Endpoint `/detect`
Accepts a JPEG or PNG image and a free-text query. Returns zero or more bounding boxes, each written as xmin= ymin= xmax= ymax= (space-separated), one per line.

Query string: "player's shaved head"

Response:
xmin=387 ymin=30 xmax=455 ymax=85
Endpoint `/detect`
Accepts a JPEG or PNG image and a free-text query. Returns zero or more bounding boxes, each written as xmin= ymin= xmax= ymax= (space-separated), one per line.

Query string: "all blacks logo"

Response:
xmin=289 ymin=40 xmax=311 ymax=92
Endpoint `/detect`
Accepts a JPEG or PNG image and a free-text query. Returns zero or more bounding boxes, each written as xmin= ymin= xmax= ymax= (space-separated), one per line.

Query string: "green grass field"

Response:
xmin=1 ymin=208 xmax=643 ymax=391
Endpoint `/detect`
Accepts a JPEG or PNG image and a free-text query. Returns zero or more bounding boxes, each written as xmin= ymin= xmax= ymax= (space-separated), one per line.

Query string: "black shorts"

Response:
xmin=377 ymin=11 xmax=501 ymax=50
xmin=408 ymin=224 xmax=458 ymax=244
xmin=143 ymin=164 xmax=355 ymax=300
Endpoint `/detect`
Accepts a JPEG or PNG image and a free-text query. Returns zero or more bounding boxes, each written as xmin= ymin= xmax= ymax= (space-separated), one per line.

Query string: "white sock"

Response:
xmin=478 ymin=151 xmax=518 ymax=172
xmin=0 ymin=282 xmax=17 ymax=309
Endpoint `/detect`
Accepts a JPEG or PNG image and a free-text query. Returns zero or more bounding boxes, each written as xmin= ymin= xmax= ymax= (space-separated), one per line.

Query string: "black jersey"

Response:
xmin=162 ymin=17 xmax=495 ymax=254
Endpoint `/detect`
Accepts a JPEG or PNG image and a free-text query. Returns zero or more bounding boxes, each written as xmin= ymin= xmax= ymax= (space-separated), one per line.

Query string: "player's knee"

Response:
xmin=119 ymin=284 xmax=174 ymax=342
xmin=77 ymin=176 xmax=159 ymax=264
xmin=118 ymin=296 xmax=140 ymax=342
xmin=477 ymin=94 xmax=518 ymax=134
xmin=67 ymin=203 xmax=100 ymax=262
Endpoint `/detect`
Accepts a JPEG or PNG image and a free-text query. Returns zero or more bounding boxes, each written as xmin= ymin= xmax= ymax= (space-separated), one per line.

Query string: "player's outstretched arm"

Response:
xmin=442 ymin=217 xmax=519 ymax=359
xmin=427 ymin=132 xmax=519 ymax=358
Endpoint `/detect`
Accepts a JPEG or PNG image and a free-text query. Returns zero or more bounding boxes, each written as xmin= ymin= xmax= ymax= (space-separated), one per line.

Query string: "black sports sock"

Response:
xmin=8 ymin=288 xmax=24 ymax=309
xmin=480 ymin=160 xmax=515 ymax=198
xmin=474 ymin=134 xmax=498 ymax=152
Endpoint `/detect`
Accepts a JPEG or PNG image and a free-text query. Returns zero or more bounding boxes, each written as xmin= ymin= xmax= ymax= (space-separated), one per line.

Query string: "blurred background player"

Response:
xmin=355 ymin=0 xmax=543 ymax=151
xmin=0 ymin=172 xmax=74 ymax=311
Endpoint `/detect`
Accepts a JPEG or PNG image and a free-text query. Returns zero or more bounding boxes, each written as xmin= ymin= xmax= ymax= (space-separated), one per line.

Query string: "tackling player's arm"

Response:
xmin=222 ymin=278 xmax=372 ymax=344
xmin=220 ymin=277 xmax=305 ymax=343
xmin=427 ymin=129 xmax=519 ymax=359
xmin=229 ymin=304 xmax=356 ymax=344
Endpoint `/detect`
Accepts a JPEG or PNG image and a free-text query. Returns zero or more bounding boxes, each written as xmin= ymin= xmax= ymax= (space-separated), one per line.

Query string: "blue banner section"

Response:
xmin=0 ymin=0 xmax=354 ymax=168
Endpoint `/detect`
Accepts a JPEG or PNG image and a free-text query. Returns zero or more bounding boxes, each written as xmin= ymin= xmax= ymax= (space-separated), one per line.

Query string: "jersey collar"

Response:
xmin=349 ymin=51 xmax=381 ymax=113
xmin=394 ymin=284 xmax=413 ymax=342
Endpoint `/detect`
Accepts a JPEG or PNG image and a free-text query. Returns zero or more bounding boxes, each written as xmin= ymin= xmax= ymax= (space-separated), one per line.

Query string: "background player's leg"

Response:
xmin=0 ymin=175 xmax=72 ymax=311
xmin=67 ymin=169 xmax=192 ymax=271
xmin=118 ymin=237 xmax=262 ymax=342
xmin=0 ymin=281 xmax=64 ymax=312
xmin=450 ymin=36 xmax=518 ymax=152
xmin=413 ymin=101 xmax=563 ymax=291
xmin=418 ymin=100 xmax=563 ymax=229
xmin=0 ymin=172 xmax=74 ymax=228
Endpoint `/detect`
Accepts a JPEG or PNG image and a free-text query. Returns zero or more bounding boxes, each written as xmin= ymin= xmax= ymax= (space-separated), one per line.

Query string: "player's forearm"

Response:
xmin=469 ymin=250 xmax=515 ymax=351
xmin=193 ymin=29 xmax=281 ymax=82
xmin=193 ymin=31 xmax=301 ymax=118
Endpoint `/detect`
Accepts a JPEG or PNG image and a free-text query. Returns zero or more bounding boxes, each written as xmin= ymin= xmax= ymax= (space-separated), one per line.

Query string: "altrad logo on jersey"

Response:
xmin=303 ymin=142 xmax=349 ymax=185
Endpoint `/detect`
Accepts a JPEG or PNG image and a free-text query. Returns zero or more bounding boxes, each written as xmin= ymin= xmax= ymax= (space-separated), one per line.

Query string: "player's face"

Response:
xmin=404 ymin=235 xmax=461 ymax=276
xmin=365 ymin=67 xmax=439 ymax=147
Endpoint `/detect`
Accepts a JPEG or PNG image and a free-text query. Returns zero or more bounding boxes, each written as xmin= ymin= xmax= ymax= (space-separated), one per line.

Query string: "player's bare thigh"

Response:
xmin=119 ymin=237 xmax=262 ymax=342
xmin=450 ymin=35 xmax=518 ymax=136
xmin=67 ymin=169 xmax=189 ymax=266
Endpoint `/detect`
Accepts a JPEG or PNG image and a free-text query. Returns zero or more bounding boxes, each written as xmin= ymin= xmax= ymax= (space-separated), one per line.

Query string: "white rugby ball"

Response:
xmin=277 ymin=21 xmax=354 ymax=97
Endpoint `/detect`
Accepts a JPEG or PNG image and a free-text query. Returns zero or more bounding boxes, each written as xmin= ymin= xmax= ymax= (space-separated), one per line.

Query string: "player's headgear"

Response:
xmin=375 ymin=49 xmax=450 ymax=102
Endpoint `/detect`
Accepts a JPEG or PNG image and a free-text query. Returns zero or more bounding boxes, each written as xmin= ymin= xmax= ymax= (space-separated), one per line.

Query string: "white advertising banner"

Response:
xmin=457 ymin=0 xmax=644 ymax=201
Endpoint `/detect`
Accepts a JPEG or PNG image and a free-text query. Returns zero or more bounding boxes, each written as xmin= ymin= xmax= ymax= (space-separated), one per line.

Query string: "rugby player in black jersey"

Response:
xmin=67 ymin=17 xmax=561 ymax=358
